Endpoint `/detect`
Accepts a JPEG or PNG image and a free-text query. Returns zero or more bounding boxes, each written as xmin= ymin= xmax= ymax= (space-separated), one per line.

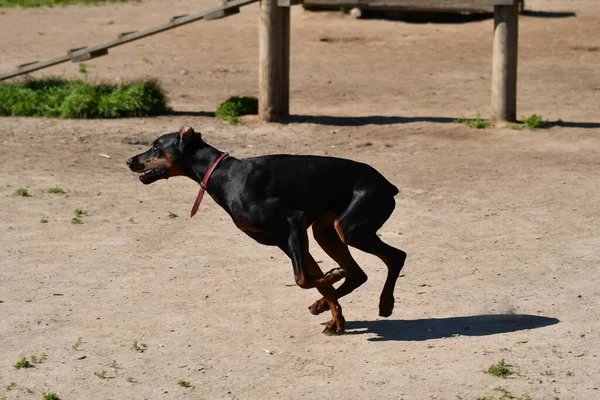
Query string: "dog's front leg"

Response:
xmin=281 ymin=213 xmax=346 ymax=335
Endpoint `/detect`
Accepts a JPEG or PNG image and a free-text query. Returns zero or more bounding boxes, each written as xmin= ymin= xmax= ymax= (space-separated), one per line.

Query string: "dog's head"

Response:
xmin=126 ymin=126 xmax=202 ymax=184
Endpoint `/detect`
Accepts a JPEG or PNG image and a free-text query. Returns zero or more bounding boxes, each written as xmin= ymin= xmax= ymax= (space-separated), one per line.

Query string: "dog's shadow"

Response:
xmin=344 ymin=314 xmax=559 ymax=341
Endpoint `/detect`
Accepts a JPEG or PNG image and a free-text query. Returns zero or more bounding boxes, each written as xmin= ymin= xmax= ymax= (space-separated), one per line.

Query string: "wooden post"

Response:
xmin=491 ymin=2 xmax=519 ymax=123
xmin=258 ymin=0 xmax=290 ymax=122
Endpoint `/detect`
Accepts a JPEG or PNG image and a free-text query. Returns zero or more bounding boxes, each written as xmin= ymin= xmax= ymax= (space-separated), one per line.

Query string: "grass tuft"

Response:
xmin=216 ymin=96 xmax=258 ymax=124
xmin=74 ymin=208 xmax=88 ymax=217
xmin=487 ymin=359 xmax=513 ymax=378
xmin=71 ymin=217 xmax=83 ymax=224
xmin=168 ymin=211 xmax=178 ymax=219
xmin=0 ymin=0 xmax=139 ymax=8
xmin=95 ymin=370 xmax=107 ymax=379
xmin=13 ymin=187 xmax=29 ymax=196
xmin=42 ymin=393 xmax=60 ymax=400
xmin=72 ymin=337 xmax=82 ymax=350
xmin=178 ymin=380 xmax=192 ymax=388
xmin=454 ymin=112 xmax=491 ymax=129
xmin=131 ymin=340 xmax=147 ymax=352
xmin=47 ymin=187 xmax=66 ymax=194
xmin=0 ymin=77 xmax=170 ymax=119
xmin=13 ymin=356 xmax=32 ymax=369
xmin=522 ymin=114 xmax=545 ymax=130
xmin=30 ymin=353 xmax=47 ymax=364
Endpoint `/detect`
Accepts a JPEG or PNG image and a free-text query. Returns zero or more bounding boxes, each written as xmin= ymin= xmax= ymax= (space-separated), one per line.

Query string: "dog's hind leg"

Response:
xmin=334 ymin=193 xmax=407 ymax=318
xmin=308 ymin=213 xmax=368 ymax=316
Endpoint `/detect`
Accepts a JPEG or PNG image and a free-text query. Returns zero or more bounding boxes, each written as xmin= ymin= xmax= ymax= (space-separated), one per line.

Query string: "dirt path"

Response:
xmin=1 ymin=1 xmax=599 ymax=399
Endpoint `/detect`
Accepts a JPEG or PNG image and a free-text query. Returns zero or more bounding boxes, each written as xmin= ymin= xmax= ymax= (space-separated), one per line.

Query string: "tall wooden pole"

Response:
xmin=258 ymin=0 xmax=290 ymax=122
xmin=491 ymin=2 xmax=519 ymax=123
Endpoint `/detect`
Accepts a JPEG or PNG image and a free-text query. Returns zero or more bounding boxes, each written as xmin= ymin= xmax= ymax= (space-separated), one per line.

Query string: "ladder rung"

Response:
xmin=18 ymin=61 xmax=39 ymax=69
xmin=170 ymin=14 xmax=189 ymax=22
xmin=204 ymin=7 xmax=240 ymax=21
xmin=68 ymin=46 xmax=87 ymax=54
xmin=118 ymin=31 xmax=138 ymax=39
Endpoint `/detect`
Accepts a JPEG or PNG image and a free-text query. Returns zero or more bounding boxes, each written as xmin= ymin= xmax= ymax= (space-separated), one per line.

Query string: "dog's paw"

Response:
xmin=324 ymin=268 xmax=346 ymax=280
xmin=308 ymin=298 xmax=330 ymax=315
xmin=322 ymin=315 xmax=345 ymax=335
xmin=378 ymin=295 xmax=395 ymax=317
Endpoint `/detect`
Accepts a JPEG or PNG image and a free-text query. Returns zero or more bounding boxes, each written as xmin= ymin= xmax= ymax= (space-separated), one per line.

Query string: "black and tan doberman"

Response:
xmin=127 ymin=126 xmax=406 ymax=335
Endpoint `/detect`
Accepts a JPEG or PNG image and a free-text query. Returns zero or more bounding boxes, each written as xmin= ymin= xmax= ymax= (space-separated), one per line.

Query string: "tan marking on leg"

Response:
xmin=333 ymin=218 xmax=349 ymax=245
xmin=234 ymin=219 xmax=262 ymax=233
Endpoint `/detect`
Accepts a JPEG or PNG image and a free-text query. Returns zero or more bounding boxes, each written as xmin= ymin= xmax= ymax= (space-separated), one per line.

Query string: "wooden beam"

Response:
xmin=204 ymin=7 xmax=240 ymax=20
xmin=278 ymin=0 xmax=303 ymax=7
xmin=258 ymin=0 xmax=290 ymax=121
xmin=491 ymin=3 xmax=518 ymax=123
xmin=69 ymin=48 xmax=109 ymax=62
xmin=302 ymin=0 xmax=515 ymax=11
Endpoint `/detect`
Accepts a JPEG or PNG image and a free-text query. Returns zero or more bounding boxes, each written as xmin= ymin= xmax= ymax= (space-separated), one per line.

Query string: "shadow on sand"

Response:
xmin=288 ymin=115 xmax=456 ymax=126
xmin=343 ymin=313 xmax=559 ymax=342
xmin=168 ymin=111 xmax=600 ymax=130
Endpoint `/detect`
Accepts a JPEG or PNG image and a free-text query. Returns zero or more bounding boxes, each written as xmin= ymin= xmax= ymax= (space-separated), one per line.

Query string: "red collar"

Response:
xmin=190 ymin=152 xmax=228 ymax=217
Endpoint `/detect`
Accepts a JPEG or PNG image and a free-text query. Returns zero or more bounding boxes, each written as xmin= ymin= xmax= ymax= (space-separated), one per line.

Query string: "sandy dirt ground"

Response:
xmin=1 ymin=0 xmax=599 ymax=399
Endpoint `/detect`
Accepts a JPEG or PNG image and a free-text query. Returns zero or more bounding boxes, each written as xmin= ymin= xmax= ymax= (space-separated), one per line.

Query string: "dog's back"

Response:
xmin=242 ymin=154 xmax=398 ymax=215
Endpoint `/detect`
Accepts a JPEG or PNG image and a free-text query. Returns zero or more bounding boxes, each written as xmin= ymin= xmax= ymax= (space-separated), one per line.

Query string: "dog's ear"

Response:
xmin=178 ymin=126 xmax=199 ymax=147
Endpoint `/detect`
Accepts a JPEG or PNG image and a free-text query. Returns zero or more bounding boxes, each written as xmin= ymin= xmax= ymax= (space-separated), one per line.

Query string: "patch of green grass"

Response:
xmin=13 ymin=356 xmax=32 ymax=369
xmin=566 ymin=371 xmax=574 ymax=377
xmin=0 ymin=0 xmax=139 ymax=8
xmin=522 ymin=114 xmax=545 ymax=130
xmin=13 ymin=187 xmax=29 ymax=196
xmin=78 ymin=63 xmax=87 ymax=74
xmin=47 ymin=186 xmax=66 ymax=194
xmin=40 ymin=217 xmax=49 ymax=223
xmin=454 ymin=112 xmax=491 ymax=129
xmin=0 ymin=77 xmax=170 ymax=118
xmin=168 ymin=211 xmax=178 ymax=219
xmin=110 ymin=360 xmax=119 ymax=369
xmin=487 ymin=359 xmax=513 ymax=378
xmin=5 ymin=382 xmax=16 ymax=390
xmin=128 ymin=217 xmax=135 ymax=223
xmin=126 ymin=376 xmax=135 ymax=383
xmin=72 ymin=337 xmax=82 ymax=350
xmin=74 ymin=208 xmax=88 ymax=217
xmin=71 ymin=217 xmax=83 ymax=224
xmin=216 ymin=96 xmax=258 ymax=124
xmin=141 ymin=57 xmax=152 ymax=64
xmin=42 ymin=392 xmax=60 ymax=400
xmin=178 ymin=380 xmax=192 ymax=388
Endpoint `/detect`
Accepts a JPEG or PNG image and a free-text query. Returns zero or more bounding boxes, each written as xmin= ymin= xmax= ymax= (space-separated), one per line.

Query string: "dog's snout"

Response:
xmin=126 ymin=158 xmax=134 ymax=168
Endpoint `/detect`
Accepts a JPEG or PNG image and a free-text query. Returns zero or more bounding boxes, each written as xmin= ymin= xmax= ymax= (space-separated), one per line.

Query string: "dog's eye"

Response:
xmin=152 ymin=144 xmax=159 ymax=151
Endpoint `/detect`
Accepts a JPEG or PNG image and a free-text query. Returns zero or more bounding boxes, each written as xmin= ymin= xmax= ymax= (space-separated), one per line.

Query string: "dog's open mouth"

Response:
xmin=139 ymin=165 xmax=168 ymax=184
